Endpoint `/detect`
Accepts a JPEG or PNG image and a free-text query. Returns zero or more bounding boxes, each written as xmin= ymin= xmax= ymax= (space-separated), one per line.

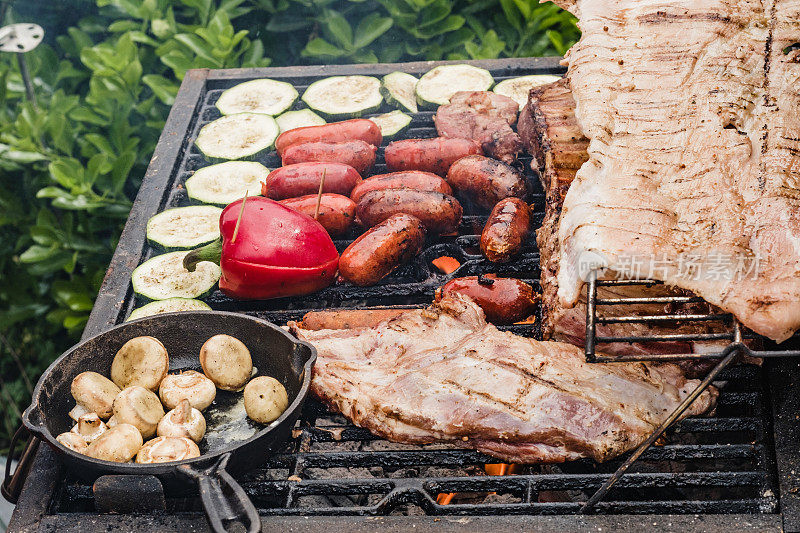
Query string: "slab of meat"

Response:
xmin=526 ymin=80 xmax=726 ymax=370
xmin=434 ymin=91 xmax=522 ymax=164
xmin=290 ymin=295 xmax=717 ymax=463
xmin=553 ymin=0 xmax=800 ymax=342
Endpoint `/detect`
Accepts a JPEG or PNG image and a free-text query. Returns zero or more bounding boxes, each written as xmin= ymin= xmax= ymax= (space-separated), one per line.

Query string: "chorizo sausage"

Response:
xmin=279 ymin=194 xmax=356 ymax=237
xmin=275 ymin=119 xmax=382 ymax=156
xmin=436 ymin=275 xmax=538 ymax=324
xmin=263 ymin=162 xmax=361 ymax=200
xmin=339 ymin=213 xmax=426 ymax=286
xmin=384 ymin=137 xmax=482 ymax=176
xmin=446 ymin=155 xmax=527 ymax=209
xmin=350 ymin=171 xmax=453 ymax=204
xmin=356 ymin=189 xmax=463 ymax=235
xmin=281 ymin=140 xmax=377 ymax=175
xmin=297 ymin=308 xmax=411 ymax=330
xmin=480 ymin=198 xmax=531 ymax=262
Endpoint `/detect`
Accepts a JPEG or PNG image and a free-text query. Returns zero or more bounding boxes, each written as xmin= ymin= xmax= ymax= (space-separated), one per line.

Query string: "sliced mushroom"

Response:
xmin=200 ymin=334 xmax=253 ymax=391
xmin=110 ymin=336 xmax=169 ymax=391
xmin=57 ymin=432 xmax=89 ymax=454
xmin=70 ymin=413 xmax=108 ymax=443
xmin=112 ymin=386 xmax=165 ymax=439
xmin=157 ymin=399 xmax=206 ymax=442
xmin=136 ymin=436 xmax=200 ymax=464
xmin=107 ymin=415 xmax=118 ymax=428
xmin=85 ymin=423 xmax=143 ymax=462
xmin=244 ymin=376 xmax=289 ymax=424
xmin=70 ymin=372 xmax=121 ymax=420
xmin=159 ymin=370 xmax=216 ymax=410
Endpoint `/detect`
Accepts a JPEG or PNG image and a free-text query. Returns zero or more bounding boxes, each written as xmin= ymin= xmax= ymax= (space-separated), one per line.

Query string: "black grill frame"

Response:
xmin=8 ymin=58 xmax=800 ymax=533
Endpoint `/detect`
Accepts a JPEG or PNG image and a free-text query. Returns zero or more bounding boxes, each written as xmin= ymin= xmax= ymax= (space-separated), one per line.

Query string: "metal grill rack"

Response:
xmin=8 ymin=58 xmax=800 ymax=533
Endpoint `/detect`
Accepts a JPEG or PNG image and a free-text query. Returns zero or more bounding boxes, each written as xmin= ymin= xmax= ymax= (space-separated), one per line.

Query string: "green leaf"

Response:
xmin=143 ymin=74 xmax=178 ymax=105
xmin=302 ymin=38 xmax=347 ymax=58
xmin=321 ymin=9 xmax=353 ymax=47
xmin=52 ymin=281 xmax=94 ymax=312
xmin=49 ymin=159 xmax=84 ymax=190
xmin=354 ymin=14 xmax=394 ymax=48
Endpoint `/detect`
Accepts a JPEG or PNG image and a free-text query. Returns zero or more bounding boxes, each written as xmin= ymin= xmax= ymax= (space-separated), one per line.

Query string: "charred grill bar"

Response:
xmin=7 ymin=58 xmax=800 ymax=533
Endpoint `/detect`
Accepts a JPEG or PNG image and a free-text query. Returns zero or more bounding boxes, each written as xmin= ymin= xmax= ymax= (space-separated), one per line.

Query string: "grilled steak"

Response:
xmin=290 ymin=294 xmax=718 ymax=464
xmin=553 ymin=0 xmax=800 ymax=342
xmin=434 ymin=91 xmax=523 ymax=164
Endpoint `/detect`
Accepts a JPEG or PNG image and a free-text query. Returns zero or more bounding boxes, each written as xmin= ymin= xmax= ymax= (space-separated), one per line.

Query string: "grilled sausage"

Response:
xmin=356 ymin=189 xmax=463 ymax=235
xmin=263 ymin=162 xmax=362 ymax=200
xmin=339 ymin=213 xmax=426 ymax=286
xmin=282 ymin=140 xmax=377 ymax=175
xmin=480 ymin=198 xmax=531 ymax=262
xmin=275 ymin=119 xmax=382 ymax=156
xmin=297 ymin=308 xmax=411 ymax=330
xmin=436 ymin=275 xmax=538 ymax=324
xmin=446 ymin=155 xmax=527 ymax=209
xmin=279 ymin=194 xmax=356 ymax=237
xmin=384 ymin=137 xmax=482 ymax=176
xmin=350 ymin=171 xmax=453 ymax=204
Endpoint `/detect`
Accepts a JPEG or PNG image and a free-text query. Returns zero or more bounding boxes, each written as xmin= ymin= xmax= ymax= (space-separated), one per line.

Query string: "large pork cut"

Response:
xmin=554 ymin=0 xmax=800 ymax=342
xmin=290 ymin=295 xmax=717 ymax=463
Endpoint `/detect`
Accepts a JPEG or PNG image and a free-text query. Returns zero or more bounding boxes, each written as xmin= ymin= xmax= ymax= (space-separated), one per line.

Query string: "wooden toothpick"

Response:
xmin=231 ymin=190 xmax=248 ymax=243
xmin=314 ymin=168 xmax=327 ymax=220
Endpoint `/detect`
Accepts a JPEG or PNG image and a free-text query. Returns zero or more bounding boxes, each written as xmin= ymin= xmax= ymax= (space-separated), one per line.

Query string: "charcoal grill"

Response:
xmin=7 ymin=57 xmax=800 ymax=533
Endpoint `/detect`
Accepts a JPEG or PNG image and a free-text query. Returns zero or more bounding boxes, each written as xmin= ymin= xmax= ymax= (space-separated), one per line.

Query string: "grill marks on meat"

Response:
xmin=435 ymin=91 xmax=523 ymax=164
xmin=551 ymin=0 xmax=800 ymax=342
xmin=290 ymin=295 xmax=717 ymax=464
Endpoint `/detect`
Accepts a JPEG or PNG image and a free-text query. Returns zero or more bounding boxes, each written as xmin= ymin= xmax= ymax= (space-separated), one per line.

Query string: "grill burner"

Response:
xmin=7 ymin=58 xmax=800 ymax=532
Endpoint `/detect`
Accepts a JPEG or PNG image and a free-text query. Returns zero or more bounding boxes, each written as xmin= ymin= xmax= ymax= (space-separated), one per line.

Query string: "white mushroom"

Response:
xmin=135 ymin=436 xmax=200 ymax=464
xmin=70 ymin=371 xmax=121 ymax=421
xmin=159 ymin=370 xmax=216 ymax=410
xmin=110 ymin=336 xmax=169 ymax=391
xmin=112 ymin=386 xmax=165 ymax=439
xmin=106 ymin=415 xmax=118 ymax=428
xmin=157 ymin=399 xmax=206 ymax=442
xmin=200 ymin=335 xmax=252 ymax=391
xmin=244 ymin=376 xmax=289 ymax=424
xmin=85 ymin=423 xmax=143 ymax=462
xmin=70 ymin=413 xmax=108 ymax=443
xmin=57 ymin=432 xmax=89 ymax=454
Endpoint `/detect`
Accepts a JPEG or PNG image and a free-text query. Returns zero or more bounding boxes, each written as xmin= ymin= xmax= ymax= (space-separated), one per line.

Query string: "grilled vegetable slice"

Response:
xmin=132 ymin=251 xmax=221 ymax=301
xmin=493 ymin=75 xmax=562 ymax=110
xmin=195 ymin=113 xmax=279 ymax=162
xmin=369 ymin=111 xmax=412 ymax=140
xmin=301 ymin=76 xmax=382 ymax=119
xmin=146 ymin=205 xmax=222 ymax=250
xmin=127 ymin=299 xmax=212 ymax=321
xmin=185 ymin=161 xmax=268 ymax=205
xmin=415 ymin=64 xmax=494 ymax=109
xmin=275 ymin=109 xmax=326 ymax=132
xmin=215 ymin=78 xmax=298 ymax=116
xmin=380 ymin=72 xmax=418 ymax=113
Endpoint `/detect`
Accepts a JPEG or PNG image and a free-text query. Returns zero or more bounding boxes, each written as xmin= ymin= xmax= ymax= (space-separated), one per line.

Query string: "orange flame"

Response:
xmin=437 ymin=463 xmax=520 ymax=505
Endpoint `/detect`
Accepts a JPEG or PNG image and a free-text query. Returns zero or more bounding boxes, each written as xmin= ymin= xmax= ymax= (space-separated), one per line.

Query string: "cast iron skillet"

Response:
xmin=17 ymin=311 xmax=316 ymax=533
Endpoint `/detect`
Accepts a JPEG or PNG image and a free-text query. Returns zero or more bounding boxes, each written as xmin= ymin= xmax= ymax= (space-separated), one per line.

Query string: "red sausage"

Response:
xmin=339 ymin=214 xmax=426 ymax=286
xmin=275 ymin=119 xmax=382 ymax=156
xmin=436 ymin=275 xmax=538 ymax=324
xmin=279 ymin=194 xmax=356 ymax=237
xmin=350 ymin=171 xmax=453 ymax=204
xmin=480 ymin=198 xmax=531 ymax=262
xmin=262 ymin=162 xmax=361 ymax=200
xmin=282 ymin=140 xmax=377 ymax=175
xmin=356 ymin=189 xmax=463 ymax=235
xmin=446 ymin=155 xmax=527 ymax=210
xmin=384 ymin=137 xmax=482 ymax=176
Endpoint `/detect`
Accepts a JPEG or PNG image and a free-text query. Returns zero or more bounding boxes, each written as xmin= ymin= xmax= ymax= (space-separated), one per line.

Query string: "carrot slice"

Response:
xmin=432 ymin=256 xmax=461 ymax=274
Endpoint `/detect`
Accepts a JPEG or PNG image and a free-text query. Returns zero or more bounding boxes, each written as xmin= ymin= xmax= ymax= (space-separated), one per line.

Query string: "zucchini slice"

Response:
xmin=195 ymin=113 xmax=280 ymax=162
xmin=275 ymin=109 xmax=326 ymax=132
xmin=369 ymin=111 xmax=412 ymax=140
xmin=301 ymin=76 xmax=382 ymax=119
xmin=127 ymin=298 xmax=212 ymax=321
xmin=416 ymin=64 xmax=495 ymax=109
xmin=215 ymin=78 xmax=298 ymax=116
xmin=132 ymin=251 xmax=221 ymax=301
xmin=185 ymin=161 xmax=268 ymax=206
xmin=493 ymin=75 xmax=562 ymax=110
xmin=146 ymin=205 xmax=222 ymax=250
xmin=381 ymin=72 xmax=418 ymax=113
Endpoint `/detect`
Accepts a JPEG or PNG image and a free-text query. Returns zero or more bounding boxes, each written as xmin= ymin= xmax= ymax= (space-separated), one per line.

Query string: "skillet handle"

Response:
xmin=2 ymin=425 xmax=40 ymax=504
xmin=178 ymin=452 xmax=261 ymax=533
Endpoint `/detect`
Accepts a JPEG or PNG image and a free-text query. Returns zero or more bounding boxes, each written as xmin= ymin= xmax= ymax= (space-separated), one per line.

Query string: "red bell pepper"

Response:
xmin=183 ymin=196 xmax=339 ymax=300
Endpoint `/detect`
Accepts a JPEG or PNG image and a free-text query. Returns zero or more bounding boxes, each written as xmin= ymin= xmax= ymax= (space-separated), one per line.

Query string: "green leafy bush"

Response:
xmin=0 ymin=0 xmax=577 ymax=450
